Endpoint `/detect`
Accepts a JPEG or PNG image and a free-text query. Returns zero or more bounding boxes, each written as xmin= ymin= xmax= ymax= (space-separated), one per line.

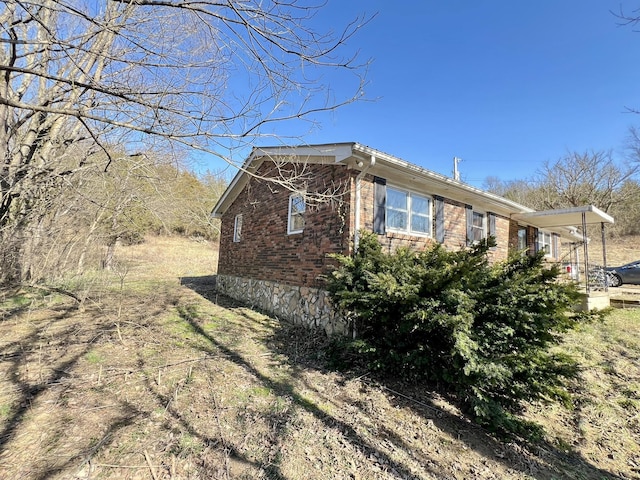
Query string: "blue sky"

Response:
xmin=201 ymin=1 xmax=640 ymax=187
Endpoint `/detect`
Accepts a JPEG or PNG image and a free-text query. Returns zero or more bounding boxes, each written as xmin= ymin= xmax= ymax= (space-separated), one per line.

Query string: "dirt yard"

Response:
xmin=0 ymin=236 xmax=638 ymax=479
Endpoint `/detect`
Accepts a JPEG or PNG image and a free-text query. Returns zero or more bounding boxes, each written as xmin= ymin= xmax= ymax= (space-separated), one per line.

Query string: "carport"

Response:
xmin=512 ymin=205 xmax=615 ymax=309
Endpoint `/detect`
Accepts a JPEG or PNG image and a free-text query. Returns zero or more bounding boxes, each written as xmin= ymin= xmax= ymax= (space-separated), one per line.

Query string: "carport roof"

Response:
xmin=512 ymin=205 xmax=614 ymax=229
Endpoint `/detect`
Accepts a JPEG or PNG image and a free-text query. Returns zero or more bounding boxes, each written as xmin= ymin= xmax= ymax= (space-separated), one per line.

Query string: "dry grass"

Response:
xmin=587 ymin=234 xmax=640 ymax=267
xmin=0 ymin=236 xmax=638 ymax=479
xmin=525 ymin=309 xmax=640 ymax=478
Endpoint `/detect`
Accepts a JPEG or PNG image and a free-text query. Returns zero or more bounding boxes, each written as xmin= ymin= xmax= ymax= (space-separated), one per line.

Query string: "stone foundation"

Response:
xmin=216 ymin=274 xmax=347 ymax=335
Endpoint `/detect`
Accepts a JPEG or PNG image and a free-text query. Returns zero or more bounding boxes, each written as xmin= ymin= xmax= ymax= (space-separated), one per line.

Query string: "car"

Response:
xmin=604 ymin=260 xmax=640 ymax=287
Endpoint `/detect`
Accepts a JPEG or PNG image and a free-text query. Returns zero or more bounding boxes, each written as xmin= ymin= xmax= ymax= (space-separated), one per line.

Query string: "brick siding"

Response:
xmin=508 ymin=219 xmax=522 ymax=251
xmin=220 ymin=163 xmax=520 ymax=290
xmin=442 ymin=198 xmax=467 ymax=249
xmin=215 ymin=155 xmax=577 ymax=328
xmin=358 ymin=178 xmax=511 ymax=261
xmin=217 ymin=161 xmax=353 ymax=288
xmin=489 ymin=214 xmax=511 ymax=262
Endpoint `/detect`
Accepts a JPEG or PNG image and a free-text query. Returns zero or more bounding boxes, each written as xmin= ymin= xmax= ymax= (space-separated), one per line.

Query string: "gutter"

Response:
xmin=353 ymin=153 xmax=376 ymax=251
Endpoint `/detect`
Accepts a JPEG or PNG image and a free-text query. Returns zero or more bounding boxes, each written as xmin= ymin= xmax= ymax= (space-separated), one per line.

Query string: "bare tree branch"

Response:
xmin=0 ymin=0 xmax=372 ymax=282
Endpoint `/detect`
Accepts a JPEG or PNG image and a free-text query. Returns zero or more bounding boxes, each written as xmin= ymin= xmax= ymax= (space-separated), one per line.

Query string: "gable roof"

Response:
xmin=211 ymin=143 xmax=356 ymax=218
xmin=211 ymin=142 xmax=608 ymax=240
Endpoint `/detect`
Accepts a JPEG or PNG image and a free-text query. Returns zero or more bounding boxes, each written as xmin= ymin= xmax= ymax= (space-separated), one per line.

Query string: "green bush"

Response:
xmin=327 ymin=232 xmax=603 ymax=434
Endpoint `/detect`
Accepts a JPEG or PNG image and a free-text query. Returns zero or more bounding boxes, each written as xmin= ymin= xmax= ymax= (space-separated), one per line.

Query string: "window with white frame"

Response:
xmin=470 ymin=211 xmax=486 ymax=243
xmin=386 ymin=187 xmax=432 ymax=236
xmin=233 ymin=214 xmax=243 ymax=242
xmin=538 ymin=231 xmax=552 ymax=256
xmin=517 ymin=227 xmax=527 ymax=251
xmin=288 ymin=194 xmax=305 ymax=234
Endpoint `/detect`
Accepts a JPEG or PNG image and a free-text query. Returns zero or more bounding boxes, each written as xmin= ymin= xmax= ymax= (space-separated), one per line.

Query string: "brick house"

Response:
xmin=211 ymin=143 xmax=588 ymax=333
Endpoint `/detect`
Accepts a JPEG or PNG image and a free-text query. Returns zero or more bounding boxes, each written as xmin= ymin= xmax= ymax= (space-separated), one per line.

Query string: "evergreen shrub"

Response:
xmin=327 ymin=231 xmax=604 ymax=434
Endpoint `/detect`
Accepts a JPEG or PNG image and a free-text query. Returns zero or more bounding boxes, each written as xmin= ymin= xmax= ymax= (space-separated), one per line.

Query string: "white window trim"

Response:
xmin=538 ymin=230 xmax=553 ymax=257
xmin=287 ymin=194 xmax=305 ymax=235
xmin=470 ymin=209 xmax=487 ymax=243
xmin=233 ymin=214 xmax=242 ymax=242
xmin=517 ymin=226 xmax=527 ymax=251
xmin=386 ymin=186 xmax=433 ymax=237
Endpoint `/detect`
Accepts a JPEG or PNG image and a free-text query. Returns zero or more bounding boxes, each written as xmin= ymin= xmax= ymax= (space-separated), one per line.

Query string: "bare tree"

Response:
xmin=534 ymin=150 xmax=639 ymax=212
xmin=609 ymin=179 xmax=640 ymax=235
xmin=482 ymin=176 xmax=538 ymax=207
xmin=8 ymin=149 xmax=226 ymax=282
xmin=0 ymin=0 xmax=369 ymax=282
xmin=485 ymin=149 xmax=640 ymax=238
xmin=612 ymin=6 xmax=640 ymax=114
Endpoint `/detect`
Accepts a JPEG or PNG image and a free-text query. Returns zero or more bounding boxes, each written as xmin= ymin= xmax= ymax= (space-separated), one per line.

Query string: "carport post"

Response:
xmin=601 ymin=221 xmax=608 ymax=292
xmin=582 ymin=212 xmax=590 ymax=294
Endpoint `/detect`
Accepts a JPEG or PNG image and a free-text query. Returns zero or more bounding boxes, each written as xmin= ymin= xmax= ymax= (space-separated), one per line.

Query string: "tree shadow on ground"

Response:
xmin=172 ymin=300 xmax=433 ymax=480
xmin=0 ymin=294 xmax=146 ymax=479
xmin=0 ymin=284 xmax=196 ymax=479
xmin=380 ymin=378 xmax=620 ymax=480
xmin=182 ymin=274 xmax=623 ymax=480
xmin=0 ymin=302 xmax=93 ymax=452
xmin=180 ymin=275 xmax=217 ymax=299
xmin=268 ymin=320 xmax=622 ymax=480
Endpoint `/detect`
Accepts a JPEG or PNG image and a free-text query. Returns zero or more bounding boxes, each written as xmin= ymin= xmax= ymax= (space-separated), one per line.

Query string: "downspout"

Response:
xmin=354 ymin=154 xmax=376 ymax=252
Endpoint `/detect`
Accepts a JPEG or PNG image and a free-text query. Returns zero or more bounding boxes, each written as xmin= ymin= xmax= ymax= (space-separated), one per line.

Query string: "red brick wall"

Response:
xmin=527 ymin=226 xmax=538 ymax=256
xmin=507 ymin=222 xmax=564 ymax=261
xmin=220 ymin=164 xmax=519 ymax=289
xmin=357 ymin=178 xmax=511 ymax=261
xmin=358 ymin=174 xmax=375 ymax=233
xmin=488 ymin=214 xmax=510 ymax=262
xmin=508 ymin=221 xmax=536 ymax=255
xmin=356 ymin=175 xmax=436 ymax=253
xmin=375 ymin=232 xmax=435 ymax=253
xmin=508 ymin=219 xmax=521 ymax=251
xmin=218 ymin=161 xmax=353 ymax=288
xmin=442 ymin=199 xmax=467 ymax=249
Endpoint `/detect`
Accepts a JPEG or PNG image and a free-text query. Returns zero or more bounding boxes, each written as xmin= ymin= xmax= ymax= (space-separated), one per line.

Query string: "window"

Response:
xmin=466 ymin=207 xmax=496 ymax=246
xmin=386 ymin=187 xmax=432 ymax=236
xmin=233 ymin=214 xmax=242 ymax=242
xmin=517 ymin=227 xmax=527 ymax=251
xmin=470 ymin=211 xmax=486 ymax=243
xmin=386 ymin=188 xmax=408 ymax=230
xmin=538 ymin=231 xmax=552 ymax=256
xmin=288 ymin=194 xmax=305 ymax=234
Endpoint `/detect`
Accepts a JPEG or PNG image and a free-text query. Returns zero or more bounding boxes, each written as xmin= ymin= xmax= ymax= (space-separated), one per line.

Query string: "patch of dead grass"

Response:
xmin=590 ymin=234 xmax=640 ymax=267
xmin=526 ymin=309 xmax=640 ymax=478
xmin=0 ymin=235 xmax=636 ymax=479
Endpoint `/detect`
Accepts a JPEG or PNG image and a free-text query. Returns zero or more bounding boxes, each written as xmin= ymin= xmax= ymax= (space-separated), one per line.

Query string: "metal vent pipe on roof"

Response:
xmin=453 ymin=156 xmax=462 ymax=181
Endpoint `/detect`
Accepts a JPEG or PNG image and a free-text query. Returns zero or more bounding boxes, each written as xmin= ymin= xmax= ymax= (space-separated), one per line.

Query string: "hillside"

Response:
xmin=589 ymin=234 xmax=640 ymax=267
xmin=0 ymin=236 xmax=638 ymax=479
